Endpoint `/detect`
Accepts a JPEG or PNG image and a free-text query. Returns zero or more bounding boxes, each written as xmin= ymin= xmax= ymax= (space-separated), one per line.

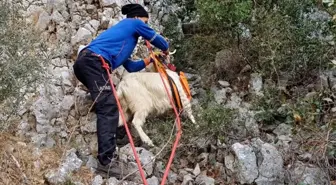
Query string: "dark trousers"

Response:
xmin=73 ymin=49 xmax=119 ymax=166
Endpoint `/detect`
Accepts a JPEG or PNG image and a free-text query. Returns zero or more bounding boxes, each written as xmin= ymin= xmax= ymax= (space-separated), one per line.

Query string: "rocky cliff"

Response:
xmin=0 ymin=0 xmax=334 ymax=185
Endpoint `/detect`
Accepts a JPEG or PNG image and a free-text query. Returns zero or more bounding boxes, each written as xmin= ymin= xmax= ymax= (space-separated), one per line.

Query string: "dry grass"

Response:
xmin=70 ymin=166 xmax=94 ymax=185
xmin=293 ymin=121 xmax=336 ymax=180
xmin=0 ymin=133 xmax=61 ymax=184
xmin=0 ymin=133 xmax=94 ymax=185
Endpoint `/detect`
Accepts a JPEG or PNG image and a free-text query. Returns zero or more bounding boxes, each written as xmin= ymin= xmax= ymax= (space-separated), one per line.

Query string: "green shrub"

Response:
xmin=165 ymin=0 xmax=336 ymax=88
xmin=0 ymin=2 xmax=48 ymax=130
xmin=246 ymin=0 xmax=335 ymax=85
xmin=197 ymin=0 xmax=252 ymax=30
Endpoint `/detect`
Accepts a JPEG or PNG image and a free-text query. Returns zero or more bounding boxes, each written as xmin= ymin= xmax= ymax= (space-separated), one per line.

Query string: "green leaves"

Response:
xmin=0 ymin=2 xmax=48 ymax=130
xmin=197 ymin=0 xmax=253 ymax=29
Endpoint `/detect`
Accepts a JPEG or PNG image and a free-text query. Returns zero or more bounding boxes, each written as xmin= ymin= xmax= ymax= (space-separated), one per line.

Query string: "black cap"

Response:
xmin=121 ymin=4 xmax=149 ymax=18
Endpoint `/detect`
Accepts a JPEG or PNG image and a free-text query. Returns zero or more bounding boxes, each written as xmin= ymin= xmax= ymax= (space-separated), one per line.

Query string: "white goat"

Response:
xmin=116 ymin=53 xmax=197 ymax=147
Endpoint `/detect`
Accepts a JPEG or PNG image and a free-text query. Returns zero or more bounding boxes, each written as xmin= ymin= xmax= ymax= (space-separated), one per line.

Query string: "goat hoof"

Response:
xmin=147 ymin=142 xmax=155 ymax=147
xmin=142 ymin=141 xmax=155 ymax=148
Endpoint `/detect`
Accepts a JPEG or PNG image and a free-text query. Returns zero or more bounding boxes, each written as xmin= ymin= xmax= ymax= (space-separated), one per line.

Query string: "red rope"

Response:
xmin=142 ymin=2 xmax=182 ymax=183
xmin=98 ymin=55 xmax=149 ymax=185
xmin=133 ymin=1 xmax=182 ymax=184
xmin=152 ymin=52 xmax=182 ymax=185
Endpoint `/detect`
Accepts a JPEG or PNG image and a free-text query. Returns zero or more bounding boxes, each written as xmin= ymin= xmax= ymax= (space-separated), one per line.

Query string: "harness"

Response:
xmin=150 ymin=52 xmax=192 ymax=112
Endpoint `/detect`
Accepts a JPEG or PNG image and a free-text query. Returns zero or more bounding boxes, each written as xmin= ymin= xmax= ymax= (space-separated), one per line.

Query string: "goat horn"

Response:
xmin=169 ymin=49 xmax=177 ymax=55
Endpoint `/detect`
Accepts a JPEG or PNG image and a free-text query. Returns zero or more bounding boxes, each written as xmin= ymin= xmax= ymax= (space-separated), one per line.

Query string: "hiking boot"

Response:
xmin=96 ymin=160 xmax=123 ymax=179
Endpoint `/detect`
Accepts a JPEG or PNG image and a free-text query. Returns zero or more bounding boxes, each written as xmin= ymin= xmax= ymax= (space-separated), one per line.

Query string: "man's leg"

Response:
xmin=73 ymin=51 xmax=119 ymax=167
xmin=90 ymin=86 xmax=119 ymax=166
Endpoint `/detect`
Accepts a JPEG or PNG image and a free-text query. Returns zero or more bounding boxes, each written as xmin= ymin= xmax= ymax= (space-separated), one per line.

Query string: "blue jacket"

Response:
xmin=86 ymin=18 xmax=169 ymax=72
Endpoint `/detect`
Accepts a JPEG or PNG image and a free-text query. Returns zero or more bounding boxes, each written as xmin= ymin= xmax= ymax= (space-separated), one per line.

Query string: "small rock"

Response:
xmin=304 ymin=91 xmax=318 ymax=100
xmin=73 ymin=182 xmax=84 ymax=185
xmin=244 ymin=111 xmax=260 ymax=137
xmin=119 ymin=144 xmax=155 ymax=181
xmin=195 ymin=174 xmax=215 ymax=185
xmin=74 ymin=87 xmax=92 ymax=116
xmin=100 ymin=16 xmax=110 ymax=29
xmin=61 ymin=95 xmax=75 ymax=111
xmin=100 ymin=0 xmax=124 ymax=7
xmin=89 ymin=19 xmax=100 ymax=31
xmin=31 ymin=96 xmax=58 ymax=126
xmin=238 ymin=23 xmax=251 ymax=39
xmin=31 ymin=134 xmax=56 ymax=148
xmin=35 ymin=10 xmax=51 ymax=31
xmin=71 ymin=27 xmax=92 ymax=45
xmin=231 ymin=143 xmax=258 ymax=184
xmin=147 ymin=176 xmax=159 ymax=185
xmin=84 ymin=23 xmax=95 ymax=34
xmin=181 ymin=174 xmax=194 ymax=185
xmin=249 ymin=73 xmax=263 ymax=95
xmin=109 ymin=18 xmax=119 ymax=28
xmin=106 ymin=177 xmax=119 ymax=185
xmin=178 ymin=169 xmax=189 ymax=181
xmin=86 ymin=4 xmax=96 ymax=13
xmin=51 ymin=10 xmax=65 ymax=24
xmin=86 ymin=155 xmax=98 ymax=172
xmin=184 ymin=168 xmax=194 ymax=173
xmin=193 ymin=163 xmax=201 ymax=177
xmin=224 ymin=153 xmax=235 ymax=172
xmin=153 ymin=161 xmax=164 ymax=177
xmin=195 ymin=137 xmax=210 ymax=152
xmin=298 ymin=153 xmax=313 ymax=161
xmin=332 ymin=84 xmax=336 ymax=91
xmin=197 ymin=153 xmax=209 ymax=167
xmin=80 ymin=112 xmax=97 ymax=133
xmin=266 ymin=133 xmax=276 ymax=143
xmin=214 ymin=162 xmax=226 ymax=179
xmin=214 ymin=88 xmax=227 ymax=104
xmin=240 ymin=65 xmax=252 ymax=73
xmin=218 ymin=80 xmax=230 ymax=87
xmin=287 ymin=162 xmax=329 ymax=185
xmin=45 ymin=148 xmax=82 ymax=184
xmin=17 ymin=120 xmax=30 ymax=136
xmin=224 ymin=93 xmax=243 ymax=109
xmin=92 ymin=175 xmax=103 ymax=185
xmin=167 ymin=171 xmax=178 ymax=184
xmin=254 ymin=141 xmax=285 ymax=185
xmin=273 ymin=123 xmax=292 ymax=137
xmin=332 ymin=107 xmax=336 ymax=112
xmin=45 ymin=136 xmax=56 ymax=148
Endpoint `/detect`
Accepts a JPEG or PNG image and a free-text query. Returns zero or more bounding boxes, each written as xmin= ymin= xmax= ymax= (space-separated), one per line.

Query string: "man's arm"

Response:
xmin=123 ymin=57 xmax=151 ymax=72
xmin=135 ymin=20 xmax=169 ymax=52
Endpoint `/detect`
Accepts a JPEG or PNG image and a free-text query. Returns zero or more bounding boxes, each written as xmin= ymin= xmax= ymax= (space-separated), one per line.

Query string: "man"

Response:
xmin=73 ymin=3 xmax=169 ymax=176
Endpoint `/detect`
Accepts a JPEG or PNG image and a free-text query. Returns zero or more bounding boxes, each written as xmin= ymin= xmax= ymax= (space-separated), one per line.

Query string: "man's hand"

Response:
xmin=144 ymin=56 xmax=154 ymax=66
xmin=162 ymin=50 xmax=169 ymax=56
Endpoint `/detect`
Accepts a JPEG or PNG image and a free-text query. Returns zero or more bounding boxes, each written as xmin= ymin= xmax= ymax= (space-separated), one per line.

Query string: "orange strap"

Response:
xmin=152 ymin=54 xmax=183 ymax=111
xmin=179 ymin=71 xmax=192 ymax=101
